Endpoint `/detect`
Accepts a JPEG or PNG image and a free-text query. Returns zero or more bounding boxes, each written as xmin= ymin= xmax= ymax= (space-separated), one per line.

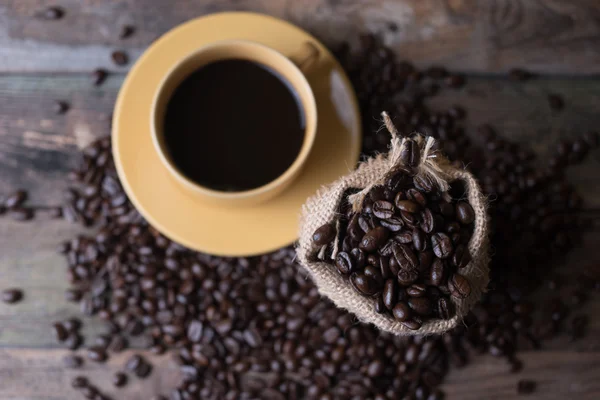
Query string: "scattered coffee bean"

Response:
xmin=113 ymin=372 xmax=128 ymax=387
xmin=54 ymin=100 xmax=69 ymax=115
xmin=63 ymin=354 xmax=84 ymax=368
xmin=517 ymin=379 xmax=536 ymax=395
xmin=65 ymin=333 xmax=83 ymax=350
xmin=53 ymin=322 xmax=69 ymax=342
xmin=4 ymin=190 xmax=27 ymax=209
xmin=9 ymin=207 xmax=34 ymax=221
xmin=2 ymin=288 xmax=23 ymax=304
xmin=38 ymin=6 xmax=64 ymax=20
xmin=63 ymin=318 xmax=82 ymax=332
xmin=92 ymin=69 xmax=108 ymax=86
xmin=111 ymin=51 xmax=128 ymax=66
xmin=548 ymin=93 xmax=564 ymax=111
xmin=72 ymin=376 xmax=88 ymax=389
xmin=87 ymin=346 xmax=108 ymax=363
xmin=119 ymin=25 xmax=135 ymax=39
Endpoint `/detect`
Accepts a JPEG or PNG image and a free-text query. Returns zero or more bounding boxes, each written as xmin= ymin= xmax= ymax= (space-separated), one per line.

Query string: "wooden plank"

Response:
xmin=2 ymin=0 xmax=600 ymax=74
xmin=442 ymin=351 xmax=600 ymax=400
xmin=0 ymin=348 xmax=180 ymax=400
xmin=1 ymin=74 xmax=599 ymax=206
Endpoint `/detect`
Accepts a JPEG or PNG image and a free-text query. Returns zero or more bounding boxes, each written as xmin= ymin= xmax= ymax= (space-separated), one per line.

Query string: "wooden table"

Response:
xmin=1 ymin=1 xmax=600 ymax=399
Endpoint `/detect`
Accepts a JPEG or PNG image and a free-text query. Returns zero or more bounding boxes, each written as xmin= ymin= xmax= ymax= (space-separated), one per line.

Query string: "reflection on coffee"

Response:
xmin=163 ymin=59 xmax=305 ymax=192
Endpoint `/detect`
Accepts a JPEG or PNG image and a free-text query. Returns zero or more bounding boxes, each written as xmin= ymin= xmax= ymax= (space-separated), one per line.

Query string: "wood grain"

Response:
xmin=2 ymin=0 xmax=600 ymax=74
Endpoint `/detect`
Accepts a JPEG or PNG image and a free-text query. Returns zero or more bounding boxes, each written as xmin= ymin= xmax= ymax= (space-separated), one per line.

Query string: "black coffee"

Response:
xmin=163 ymin=59 xmax=305 ymax=191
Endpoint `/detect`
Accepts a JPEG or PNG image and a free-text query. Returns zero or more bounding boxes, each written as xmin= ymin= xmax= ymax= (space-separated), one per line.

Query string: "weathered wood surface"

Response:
xmin=2 ymin=0 xmax=600 ymax=74
xmin=1 ymin=0 xmax=600 ymax=399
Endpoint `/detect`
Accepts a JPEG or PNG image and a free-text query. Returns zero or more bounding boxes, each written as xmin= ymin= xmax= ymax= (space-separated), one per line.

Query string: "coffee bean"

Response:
xmin=406 ymin=284 xmax=427 ymax=297
xmin=65 ymin=333 xmax=83 ymax=350
xmin=392 ymin=302 xmax=411 ymax=321
xmin=395 ymin=200 xmax=420 ymax=213
xmin=64 ymin=289 xmax=83 ymax=302
xmin=111 ymin=51 xmax=128 ymax=66
xmin=54 ymin=100 xmax=69 ymax=115
xmin=63 ymin=318 xmax=82 ymax=332
xmin=92 ymin=69 xmax=108 ymax=86
xmin=400 ymin=319 xmax=422 ymax=330
xmin=38 ymin=6 xmax=64 ymax=20
xmin=87 ymin=346 xmax=108 ymax=363
xmin=108 ymin=335 xmax=128 ymax=352
xmin=437 ymin=298 xmax=454 ymax=319
xmin=119 ymin=25 xmax=135 ymax=39
xmin=393 ymin=243 xmax=418 ymax=270
xmin=430 ymin=259 xmax=447 ymax=286
xmin=397 ymin=269 xmax=419 ymax=286
xmin=373 ymin=200 xmax=395 ymax=219
xmin=456 ymin=202 xmax=475 ymax=224
xmin=386 ymin=169 xmax=411 ymax=192
xmin=2 ymin=288 xmax=23 ymax=304
xmin=359 ymin=226 xmax=390 ymax=252
xmin=449 ymin=274 xmax=471 ymax=299
xmin=517 ymin=380 xmax=536 ymax=395
xmin=420 ymin=208 xmax=435 ymax=233
xmin=72 ymin=376 xmax=88 ymax=389
xmin=136 ymin=361 xmax=153 ymax=378
xmin=412 ymin=229 xmax=427 ymax=251
xmin=380 ymin=216 xmax=404 ymax=232
xmin=5 ymin=190 xmax=27 ymax=209
xmin=431 ymin=233 xmax=453 ymax=259
xmin=313 ymin=223 xmax=336 ymax=246
xmin=548 ymin=94 xmax=564 ymax=111
xmin=394 ymin=231 xmax=413 ymax=244
xmin=382 ymin=279 xmax=397 ymax=310
xmin=406 ymin=188 xmax=427 ymax=207
xmin=413 ymin=174 xmax=435 ymax=193
xmin=452 ymin=245 xmax=472 ymax=268
xmin=53 ymin=322 xmax=68 ymax=342
xmin=63 ymin=354 xmax=84 ymax=368
xmin=400 ymin=139 xmax=420 ymax=168
xmin=113 ymin=372 xmax=128 ymax=387
xmin=408 ymin=297 xmax=432 ymax=316
xmin=335 ymin=251 xmax=354 ymax=275
xmin=350 ymin=273 xmax=380 ymax=296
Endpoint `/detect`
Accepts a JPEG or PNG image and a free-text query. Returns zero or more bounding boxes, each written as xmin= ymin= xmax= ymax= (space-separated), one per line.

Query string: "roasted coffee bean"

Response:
xmin=312 ymin=223 xmax=336 ymax=246
xmin=87 ymin=346 xmax=108 ymax=363
xmin=395 ymin=200 xmax=420 ymax=213
xmin=64 ymin=289 xmax=83 ymax=302
xmin=65 ymin=333 xmax=83 ymax=350
xmin=392 ymin=302 xmax=411 ymax=322
xmin=386 ymin=170 xmax=411 ymax=191
xmin=437 ymin=298 xmax=454 ymax=319
xmin=373 ymin=200 xmax=395 ymax=219
xmin=364 ymin=265 xmax=383 ymax=284
xmin=111 ymin=50 xmax=128 ymax=66
xmin=135 ymin=362 xmax=153 ymax=378
xmin=408 ymin=297 xmax=432 ymax=316
xmin=350 ymin=273 xmax=380 ymax=296
xmin=406 ymin=284 xmax=427 ymax=297
xmin=412 ymin=229 xmax=426 ymax=251
xmin=419 ymin=250 xmax=434 ymax=273
xmin=456 ymin=202 xmax=475 ymax=224
xmin=449 ymin=273 xmax=471 ymax=299
xmin=374 ymin=296 xmax=386 ymax=314
xmin=109 ymin=335 xmax=128 ymax=352
xmin=4 ymin=190 xmax=27 ymax=209
xmin=406 ymin=188 xmax=427 ymax=207
xmin=335 ymin=252 xmax=354 ymax=275
xmin=63 ymin=354 xmax=84 ymax=368
xmin=380 ymin=216 xmax=404 ymax=231
xmin=54 ymin=100 xmax=69 ymax=115
xmin=359 ymin=226 xmax=390 ymax=252
xmin=452 ymin=245 xmax=472 ymax=268
xmin=420 ymin=208 xmax=435 ymax=233
xmin=548 ymin=94 xmax=564 ymax=111
xmin=394 ymin=231 xmax=413 ymax=244
xmin=392 ymin=243 xmax=418 ymax=270
xmin=113 ymin=372 xmax=128 ymax=387
xmin=397 ymin=269 xmax=419 ymax=286
xmin=72 ymin=376 xmax=88 ymax=389
xmin=63 ymin=318 xmax=82 ymax=332
xmin=119 ymin=25 xmax=135 ymax=39
xmin=125 ymin=354 xmax=143 ymax=371
xmin=400 ymin=210 xmax=419 ymax=226
xmin=351 ymin=248 xmax=367 ymax=269
xmin=413 ymin=174 xmax=435 ymax=193
xmin=431 ymin=233 xmax=453 ymax=259
xmin=92 ymin=69 xmax=108 ymax=86
xmin=400 ymin=319 xmax=422 ymax=330
xmin=430 ymin=259 xmax=447 ymax=286
xmin=53 ymin=322 xmax=69 ymax=342
xmin=38 ymin=6 xmax=64 ymax=20
xmin=400 ymin=139 xmax=420 ymax=168
xmin=2 ymin=288 xmax=23 ymax=304
xmin=517 ymin=380 xmax=536 ymax=395
xmin=382 ymin=279 xmax=397 ymax=310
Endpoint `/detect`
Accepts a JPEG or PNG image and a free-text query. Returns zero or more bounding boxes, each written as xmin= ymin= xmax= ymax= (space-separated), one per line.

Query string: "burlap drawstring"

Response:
xmin=297 ymin=112 xmax=490 ymax=335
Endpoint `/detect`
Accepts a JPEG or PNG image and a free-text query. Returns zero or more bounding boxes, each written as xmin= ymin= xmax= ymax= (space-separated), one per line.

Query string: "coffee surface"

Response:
xmin=163 ymin=59 xmax=305 ymax=192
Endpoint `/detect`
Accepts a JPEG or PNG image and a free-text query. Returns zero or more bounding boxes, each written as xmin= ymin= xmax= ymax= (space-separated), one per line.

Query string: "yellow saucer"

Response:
xmin=112 ymin=12 xmax=361 ymax=256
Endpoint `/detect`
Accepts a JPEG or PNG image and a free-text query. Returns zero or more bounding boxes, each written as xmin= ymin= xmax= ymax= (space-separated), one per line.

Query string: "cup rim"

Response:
xmin=150 ymin=39 xmax=318 ymax=201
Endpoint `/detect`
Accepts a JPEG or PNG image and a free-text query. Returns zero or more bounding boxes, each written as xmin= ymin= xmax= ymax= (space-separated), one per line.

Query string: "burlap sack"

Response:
xmin=297 ymin=113 xmax=490 ymax=335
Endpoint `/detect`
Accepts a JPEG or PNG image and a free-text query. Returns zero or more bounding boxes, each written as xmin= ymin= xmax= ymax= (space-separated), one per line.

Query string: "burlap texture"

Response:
xmin=297 ymin=117 xmax=490 ymax=336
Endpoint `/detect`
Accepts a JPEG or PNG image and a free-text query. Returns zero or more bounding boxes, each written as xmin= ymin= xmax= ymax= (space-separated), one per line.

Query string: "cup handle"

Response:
xmin=289 ymin=42 xmax=320 ymax=74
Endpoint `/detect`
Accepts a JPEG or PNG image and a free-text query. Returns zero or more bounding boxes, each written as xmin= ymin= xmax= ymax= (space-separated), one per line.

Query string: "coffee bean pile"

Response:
xmin=2 ymin=31 xmax=598 ymax=399
xmin=312 ymin=157 xmax=476 ymax=329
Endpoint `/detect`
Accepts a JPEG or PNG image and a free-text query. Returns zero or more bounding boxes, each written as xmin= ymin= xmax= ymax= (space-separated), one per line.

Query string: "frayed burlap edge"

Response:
xmin=296 ymin=116 xmax=490 ymax=336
